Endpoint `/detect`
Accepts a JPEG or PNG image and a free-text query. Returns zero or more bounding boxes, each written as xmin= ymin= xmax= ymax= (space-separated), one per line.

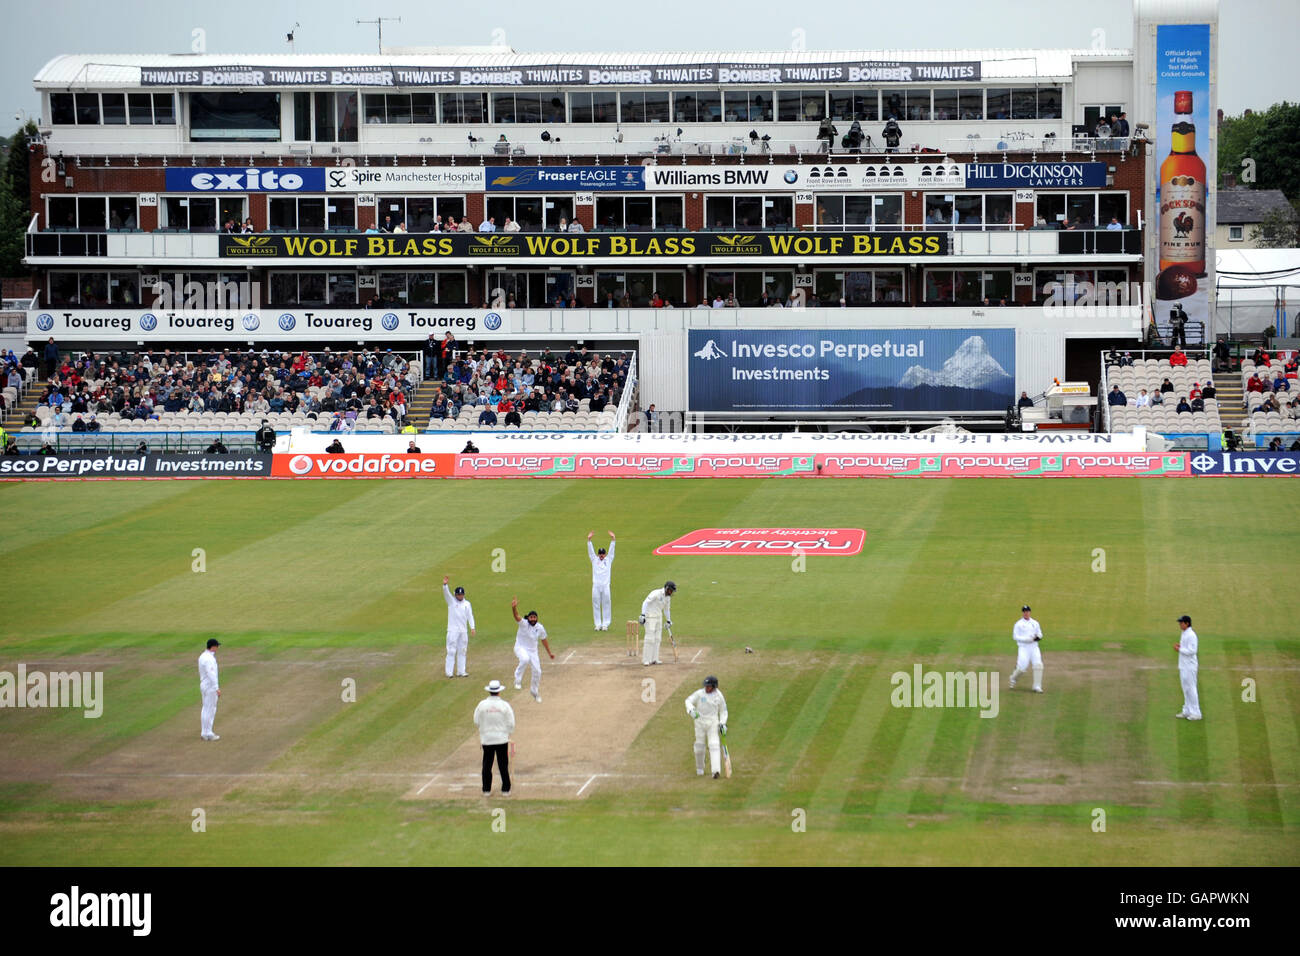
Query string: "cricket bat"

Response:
xmin=668 ymin=626 xmax=678 ymax=662
xmin=719 ymin=730 xmax=732 ymax=777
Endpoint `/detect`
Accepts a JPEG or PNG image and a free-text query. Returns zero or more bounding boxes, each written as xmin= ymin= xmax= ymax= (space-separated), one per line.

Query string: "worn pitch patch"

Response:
xmin=654 ymin=528 xmax=865 ymax=556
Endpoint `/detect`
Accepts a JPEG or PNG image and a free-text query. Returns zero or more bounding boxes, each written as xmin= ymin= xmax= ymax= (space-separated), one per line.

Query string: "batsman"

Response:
xmin=685 ymin=676 xmax=729 ymax=779
xmin=638 ymin=580 xmax=676 ymax=666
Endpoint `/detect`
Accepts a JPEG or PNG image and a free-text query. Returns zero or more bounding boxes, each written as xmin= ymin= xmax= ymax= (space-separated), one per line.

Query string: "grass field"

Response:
xmin=0 ymin=476 xmax=1297 ymax=866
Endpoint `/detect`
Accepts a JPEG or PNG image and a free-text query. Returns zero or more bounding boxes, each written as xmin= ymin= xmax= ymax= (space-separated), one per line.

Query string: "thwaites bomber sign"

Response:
xmin=140 ymin=60 xmax=981 ymax=88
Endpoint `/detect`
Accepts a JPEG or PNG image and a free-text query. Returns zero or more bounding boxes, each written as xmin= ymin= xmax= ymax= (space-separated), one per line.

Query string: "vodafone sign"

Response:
xmin=654 ymin=528 xmax=865 ymax=556
xmin=272 ymin=453 xmax=455 ymax=478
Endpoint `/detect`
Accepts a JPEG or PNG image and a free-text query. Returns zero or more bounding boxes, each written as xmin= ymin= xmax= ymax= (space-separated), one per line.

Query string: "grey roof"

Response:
xmin=33 ymin=49 xmax=1127 ymax=88
xmin=1217 ymin=188 xmax=1293 ymax=225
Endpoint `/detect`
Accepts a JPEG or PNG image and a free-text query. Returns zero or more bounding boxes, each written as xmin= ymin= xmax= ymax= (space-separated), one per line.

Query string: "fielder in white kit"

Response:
xmin=1174 ymin=614 xmax=1202 ymax=720
xmin=639 ymin=580 xmax=676 ymax=666
xmin=685 ymin=675 xmax=729 ymax=778
xmin=587 ymin=530 xmax=616 ymax=630
xmin=442 ymin=575 xmax=476 ymax=678
xmin=511 ymin=597 xmax=555 ymax=702
xmin=198 ymin=638 xmax=221 ymax=740
xmin=1009 ymin=604 xmax=1044 ymax=692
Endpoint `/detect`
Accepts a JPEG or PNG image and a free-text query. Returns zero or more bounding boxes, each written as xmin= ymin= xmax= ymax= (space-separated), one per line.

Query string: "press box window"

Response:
xmin=439 ymin=93 xmax=487 ymax=124
xmin=189 ymin=91 xmax=281 ymax=141
xmin=671 ymin=91 xmax=721 ymax=123
xmin=569 ymin=91 xmax=618 ymax=123
xmin=829 ymin=91 xmax=879 ymax=122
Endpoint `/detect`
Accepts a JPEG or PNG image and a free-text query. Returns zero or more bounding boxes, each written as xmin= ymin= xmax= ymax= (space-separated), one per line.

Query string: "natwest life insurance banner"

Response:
xmin=689 ymin=328 xmax=1016 ymax=413
xmin=28 ymin=309 xmax=508 ymax=341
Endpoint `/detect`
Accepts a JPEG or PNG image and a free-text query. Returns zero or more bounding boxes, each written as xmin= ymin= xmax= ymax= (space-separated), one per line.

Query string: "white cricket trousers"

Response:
xmin=592 ymin=583 xmax=612 ymax=629
xmin=642 ymin=614 xmax=663 ymax=665
xmin=446 ymin=629 xmax=469 ymax=677
xmin=1011 ymin=642 xmax=1043 ymax=690
xmin=514 ymin=643 xmax=542 ymax=695
xmin=694 ymin=715 xmax=721 ymax=774
xmin=200 ymin=688 xmax=218 ymax=737
xmin=1179 ymin=663 xmax=1201 ymax=719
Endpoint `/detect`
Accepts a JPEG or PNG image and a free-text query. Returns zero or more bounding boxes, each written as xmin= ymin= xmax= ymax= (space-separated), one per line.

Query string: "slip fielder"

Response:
xmin=1009 ymin=604 xmax=1044 ymax=693
xmin=684 ymin=676 xmax=729 ymax=778
xmin=639 ymin=580 xmax=676 ymax=666
xmin=442 ymin=574 xmax=476 ymax=679
xmin=588 ymin=530 xmax=616 ymax=631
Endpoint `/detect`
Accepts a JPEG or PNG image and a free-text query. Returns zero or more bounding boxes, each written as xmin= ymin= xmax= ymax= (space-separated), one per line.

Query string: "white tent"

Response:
xmin=1215 ymin=247 xmax=1300 ymax=337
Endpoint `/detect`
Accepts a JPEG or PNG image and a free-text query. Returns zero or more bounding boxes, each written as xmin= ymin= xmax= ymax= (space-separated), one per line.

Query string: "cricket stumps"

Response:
xmin=626 ymin=621 xmax=640 ymax=657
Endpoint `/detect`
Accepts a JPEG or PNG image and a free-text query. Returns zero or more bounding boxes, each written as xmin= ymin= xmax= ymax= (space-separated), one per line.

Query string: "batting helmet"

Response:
xmin=664 ymin=580 xmax=677 ymax=593
xmin=703 ymin=675 xmax=718 ymax=689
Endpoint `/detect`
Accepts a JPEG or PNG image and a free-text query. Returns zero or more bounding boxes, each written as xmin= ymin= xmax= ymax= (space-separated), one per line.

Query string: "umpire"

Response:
xmin=255 ymin=418 xmax=276 ymax=453
xmin=473 ymin=680 xmax=515 ymax=796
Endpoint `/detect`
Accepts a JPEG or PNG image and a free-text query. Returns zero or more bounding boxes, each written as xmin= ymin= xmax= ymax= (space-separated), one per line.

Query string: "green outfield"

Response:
xmin=0 ymin=476 xmax=1297 ymax=866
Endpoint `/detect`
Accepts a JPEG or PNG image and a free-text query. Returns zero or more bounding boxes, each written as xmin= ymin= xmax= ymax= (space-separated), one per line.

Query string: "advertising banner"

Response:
xmin=268 ymin=450 xmax=1189 ymax=479
xmin=29 ymin=308 xmax=506 ymax=341
xmin=140 ymin=61 xmax=981 ymax=89
xmin=164 ymin=167 xmax=327 ymax=193
xmin=964 ymin=162 xmax=1107 ymax=189
xmin=0 ymin=454 xmax=272 ymax=480
xmin=218 ymin=231 xmax=947 ymax=262
xmin=653 ymin=528 xmax=866 ymax=556
xmin=688 ymin=328 xmax=1016 ymax=413
xmin=643 ymin=162 xmax=967 ymax=192
xmin=1153 ymin=23 xmax=1213 ymax=344
xmin=485 ymin=166 xmax=644 ymax=192
xmin=1186 ymin=451 xmax=1300 ymax=475
xmin=324 ymin=166 xmax=485 ymax=193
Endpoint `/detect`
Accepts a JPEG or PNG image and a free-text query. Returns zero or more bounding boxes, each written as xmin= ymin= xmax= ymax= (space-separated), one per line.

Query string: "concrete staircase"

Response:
xmin=406 ymin=379 xmax=445 ymax=425
xmin=1212 ymin=371 xmax=1250 ymax=446
xmin=1 ymin=377 xmax=42 ymax=436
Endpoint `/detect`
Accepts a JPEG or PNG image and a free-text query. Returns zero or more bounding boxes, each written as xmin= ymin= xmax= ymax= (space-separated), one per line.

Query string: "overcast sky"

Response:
xmin=2 ymin=0 xmax=1295 ymax=124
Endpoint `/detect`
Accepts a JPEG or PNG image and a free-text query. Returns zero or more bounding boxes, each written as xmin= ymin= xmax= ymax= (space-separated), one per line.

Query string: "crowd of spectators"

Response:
xmin=424 ymin=343 xmax=631 ymax=427
xmin=25 ymin=347 xmax=420 ymax=431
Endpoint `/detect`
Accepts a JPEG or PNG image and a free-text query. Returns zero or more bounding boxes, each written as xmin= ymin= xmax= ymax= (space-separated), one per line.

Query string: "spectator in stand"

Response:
xmin=1246 ymin=372 xmax=1266 ymax=393
xmin=478 ymin=406 xmax=498 ymax=427
xmin=1106 ymin=217 xmax=1123 ymax=231
xmin=1272 ymin=371 xmax=1290 ymax=392
xmin=1201 ymin=380 xmax=1216 ymax=400
xmin=1134 ymin=389 xmax=1150 ymax=408
xmin=423 ymin=333 xmax=440 ymax=379
xmin=458 ymin=217 xmax=474 ymax=233
xmin=604 ymin=291 xmax=617 ymax=308
xmin=43 ymin=337 xmax=59 ymax=380
xmin=1213 ymin=337 xmax=1230 ymax=371
xmin=1160 ymin=377 xmax=1175 ymax=394
xmin=1251 ymin=347 xmax=1269 ymax=366
xmin=504 ymin=406 xmax=522 ymax=427
xmin=1169 ymin=348 xmax=1188 ymax=367
xmin=1107 ymin=385 xmax=1127 ymax=407
xmin=503 ymin=217 xmax=520 ymax=233
xmin=1254 ymin=396 xmax=1279 ymax=415
xmin=1189 ymin=382 xmax=1202 ymax=401
xmin=1285 ymin=355 xmax=1298 ymax=375
xmin=711 ymin=294 xmax=726 ymax=308
xmin=430 ymin=394 xmax=450 ymax=422
xmin=1190 ymin=395 xmax=1205 ymax=413
xmin=1175 ymin=396 xmax=1192 ymax=414
xmin=479 ymin=215 xmax=496 ymax=233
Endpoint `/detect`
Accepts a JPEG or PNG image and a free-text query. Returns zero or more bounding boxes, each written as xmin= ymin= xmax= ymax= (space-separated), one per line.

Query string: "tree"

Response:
xmin=1235 ymin=102 xmax=1300 ymax=202
xmin=4 ymin=121 xmax=38 ymax=219
xmin=1248 ymin=200 xmax=1300 ymax=248
xmin=0 ymin=174 xmax=26 ymax=278
xmin=1217 ymin=109 xmax=1265 ymax=188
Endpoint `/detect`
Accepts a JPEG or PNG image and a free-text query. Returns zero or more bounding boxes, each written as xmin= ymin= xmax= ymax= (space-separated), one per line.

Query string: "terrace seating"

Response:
xmin=1106 ymin=357 xmax=1221 ymax=434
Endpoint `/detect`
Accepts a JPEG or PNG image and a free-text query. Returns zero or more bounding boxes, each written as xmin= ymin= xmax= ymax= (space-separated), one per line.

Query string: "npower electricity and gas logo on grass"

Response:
xmin=654 ymin=528 xmax=866 ymax=556
xmin=273 ymin=453 xmax=455 ymax=478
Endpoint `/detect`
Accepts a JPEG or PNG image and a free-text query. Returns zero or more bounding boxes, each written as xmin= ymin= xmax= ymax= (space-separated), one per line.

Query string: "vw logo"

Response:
xmin=241 ymin=313 xmax=260 ymax=331
xmin=484 ymin=311 xmax=502 ymax=331
xmin=381 ymin=312 xmax=400 ymax=331
xmin=288 ymin=454 xmax=314 ymax=475
xmin=35 ymin=313 xmax=53 ymax=332
xmin=783 ymin=170 xmax=798 ymax=184
xmin=278 ymin=313 xmax=296 ymax=331
xmin=1190 ymin=453 xmax=1218 ymax=473
xmin=139 ymin=313 xmax=158 ymax=332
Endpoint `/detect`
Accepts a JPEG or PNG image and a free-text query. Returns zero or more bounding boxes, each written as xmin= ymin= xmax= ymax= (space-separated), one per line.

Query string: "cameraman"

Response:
xmin=881 ymin=116 xmax=903 ymax=154
xmin=255 ymin=418 xmax=277 ymax=453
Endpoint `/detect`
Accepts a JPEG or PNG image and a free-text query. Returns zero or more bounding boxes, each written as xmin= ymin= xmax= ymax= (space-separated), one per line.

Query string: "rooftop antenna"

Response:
xmin=286 ymin=23 xmax=300 ymax=53
xmin=356 ymin=17 xmax=401 ymax=54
